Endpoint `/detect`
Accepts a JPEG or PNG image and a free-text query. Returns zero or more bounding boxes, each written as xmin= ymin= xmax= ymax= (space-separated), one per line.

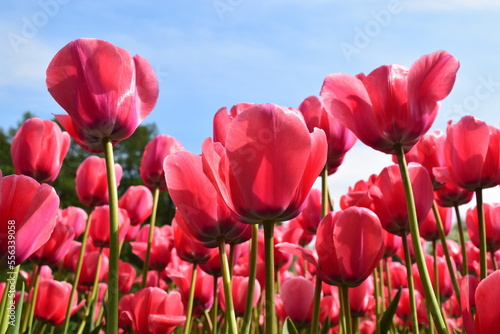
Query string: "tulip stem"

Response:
xmin=263 ymin=220 xmax=276 ymax=334
xmin=211 ymin=276 xmax=218 ymax=334
xmin=62 ymin=207 xmax=93 ymax=334
xmin=491 ymin=251 xmax=498 ymax=271
xmin=241 ymin=224 xmax=259 ymax=334
xmin=453 ymin=204 xmax=468 ymax=276
xmin=141 ymin=186 xmax=160 ymax=288
xmin=0 ymin=265 xmax=20 ymax=334
xmin=373 ymin=267 xmax=381 ymax=334
xmin=87 ymin=249 xmax=104 ymax=332
xmin=395 ymin=144 xmax=447 ymax=334
xmin=339 ymin=285 xmax=352 ymax=334
xmin=103 ymin=137 xmax=120 ymax=334
xmin=218 ymin=238 xmax=238 ymax=334
xmin=432 ymin=201 xmax=460 ymax=298
xmin=475 ymin=189 xmax=488 ymax=280
xmin=401 ymin=234 xmax=419 ymax=334
xmin=183 ymin=263 xmax=198 ymax=334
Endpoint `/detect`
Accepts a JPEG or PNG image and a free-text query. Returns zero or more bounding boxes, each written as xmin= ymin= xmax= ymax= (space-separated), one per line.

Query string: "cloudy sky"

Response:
xmin=1 ymin=0 xmax=500 ymax=205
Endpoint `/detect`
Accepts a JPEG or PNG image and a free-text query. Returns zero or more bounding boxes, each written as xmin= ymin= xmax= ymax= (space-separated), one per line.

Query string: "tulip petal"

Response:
xmin=475 ymin=270 xmax=500 ymax=333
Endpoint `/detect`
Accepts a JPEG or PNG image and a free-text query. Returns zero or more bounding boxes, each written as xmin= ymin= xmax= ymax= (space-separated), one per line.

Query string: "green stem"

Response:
xmin=241 ymin=224 xmax=259 ymax=334
xmin=0 ymin=265 xmax=20 ymax=334
xmin=491 ymin=251 xmax=498 ymax=271
xmin=475 ymin=189 xmax=488 ymax=280
xmin=62 ymin=207 xmax=93 ymax=334
xmin=183 ymin=263 xmax=198 ymax=334
xmin=401 ymin=234 xmax=419 ymax=334
xmin=88 ymin=249 xmax=104 ymax=332
xmin=432 ymin=201 xmax=460 ymax=299
xmin=395 ymin=144 xmax=447 ymax=334
xmin=141 ymin=186 xmax=160 ymax=288
xmin=310 ymin=277 xmax=323 ymax=334
xmin=373 ymin=268 xmax=381 ymax=334
xmin=27 ymin=264 xmax=42 ymax=334
xmin=103 ymin=137 xmax=120 ymax=334
xmin=211 ymin=276 xmax=219 ymax=334
xmin=339 ymin=285 xmax=352 ymax=334
xmin=263 ymin=220 xmax=276 ymax=334
xmin=454 ymin=204 xmax=468 ymax=276
xmin=218 ymin=238 xmax=238 ymax=334
xmin=432 ymin=240 xmax=440 ymax=305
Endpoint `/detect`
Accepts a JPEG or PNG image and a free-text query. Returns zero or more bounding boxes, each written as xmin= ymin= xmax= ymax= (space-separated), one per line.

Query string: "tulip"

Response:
xmin=75 ymin=156 xmax=123 ymax=208
xmin=172 ymin=214 xmax=215 ymax=264
xmin=382 ymin=229 xmax=402 ymax=258
xmin=120 ymin=288 xmax=186 ymax=334
xmin=118 ymin=185 xmax=153 ymax=226
xmin=218 ymin=275 xmax=261 ymax=317
xmin=280 ymin=276 xmax=315 ymax=329
xmin=0 ymin=172 xmax=60 ymax=269
xmin=436 ymin=239 xmax=463 ymax=273
xmin=131 ymin=224 xmax=173 ymax=271
xmin=118 ymin=294 xmax=135 ymax=330
xmin=30 ymin=221 xmax=75 ymax=265
xmin=320 ymin=50 xmax=459 ymax=154
xmin=46 ymin=38 xmax=159 ymax=153
xmin=298 ymin=95 xmax=357 ymax=174
xmin=293 ymin=188 xmax=322 ymax=236
xmin=140 ymin=134 xmax=184 ymax=191
xmin=118 ymin=260 xmax=137 ymax=294
xmin=165 ymin=150 xmax=251 ymax=247
xmin=387 ymin=261 xmax=408 ymax=289
xmin=10 ymin=118 xmax=70 ymax=183
xmin=58 ymin=206 xmax=88 ymax=238
xmin=348 ymin=277 xmax=373 ymax=317
xmin=77 ymin=250 xmax=109 ymax=290
xmin=213 ymin=102 xmax=255 ymax=146
xmin=434 ymin=182 xmax=474 ymax=207
xmin=466 ymin=203 xmax=500 ymax=253
xmin=34 ymin=279 xmax=85 ymax=326
xmin=339 ymin=174 xmax=377 ymax=210
xmin=89 ymin=205 xmax=130 ymax=248
xmin=419 ymin=203 xmax=452 ymax=242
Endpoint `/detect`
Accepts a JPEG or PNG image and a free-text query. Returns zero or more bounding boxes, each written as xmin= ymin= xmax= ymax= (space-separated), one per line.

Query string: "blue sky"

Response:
xmin=1 ymin=0 xmax=500 ymax=205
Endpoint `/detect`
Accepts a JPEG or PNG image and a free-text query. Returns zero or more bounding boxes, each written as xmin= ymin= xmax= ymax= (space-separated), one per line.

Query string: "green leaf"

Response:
xmin=282 ymin=317 xmax=299 ymax=334
xmin=320 ymin=316 xmax=331 ymax=334
xmin=378 ymin=287 xmax=402 ymax=334
xmin=6 ymin=282 xmax=25 ymax=334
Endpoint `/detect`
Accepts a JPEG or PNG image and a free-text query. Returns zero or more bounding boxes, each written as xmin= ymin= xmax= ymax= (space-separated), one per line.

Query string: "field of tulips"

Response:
xmin=1 ymin=38 xmax=500 ymax=334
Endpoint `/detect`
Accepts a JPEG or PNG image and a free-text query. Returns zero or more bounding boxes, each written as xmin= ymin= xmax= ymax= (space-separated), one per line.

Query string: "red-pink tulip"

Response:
xmin=413 ymin=254 xmax=455 ymax=302
xmin=386 ymin=260 xmax=407 ymax=289
xmin=120 ymin=287 xmax=185 ymax=334
xmin=419 ymin=203 xmax=452 ymax=241
xmin=213 ymin=103 xmax=255 ymax=146
xmin=34 ymin=279 xmax=85 ymax=326
xmin=131 ymin=224 xmax=173 ymax=270
xmin=90 ymin=205 xmax=130 ymax=248
xmin=382 ymin=229 xmax=402 ymax=258
xmin=118 ymin=260 xmax=137 ymax=294
xmin=434 ymin=181 xmax=474 ymax=207
xmin=165 ymin=150 xmax=250 ymax=247
xmin=77 ymin=250 xmax=109 ymax=290
xmin=293 ymin=188 xmax=322 ymax=236
xmin=75 ymin=156 xmax=122 ymax=207
xmin=280 ymin=276 xmax=315 ymax=328
xmin=172 ymin=214 xmax=215 ymax=264
xmin=370 ymin=163 xmax=434 ymax=236
xmin=219 ymin=275 xmax=261 ymax=316
xmin=348 ymin=277 xmax=373 ymax=317
xmin=320 ymin=50 xmax=459 ymax=154
xmin=118 ymin=294 xmax=135 ymax=330
xmin=46 ymin=38 xmax=159 ymax=153
xmin=58 ymin=206 xmax=87 ymax=238
xmin=340 ymin=174 xmax=377 ymax=210
xmin=10 ymin=118 xmax=70 ymax=183
xmin=118 ymin=185 xmax=153 ymax=226
xmin=436 ymin=239 xmax=463 ymax=272
xmin=30 ymin=220 xmax=75 ymax=265
xmin=298 ymin=95 xmax=357 ymax=174
xmin=434 ymin=116 xmax=500 ymax=190
xmin=0 ymin=172 xmax=60 ymax=269
xmin=140 ymin=134 xmax=184 ymax=191
xmin=202 ymin=103 xmax=327 ymax=222
xmin=466 ymin=203 xmax=500 ymax=252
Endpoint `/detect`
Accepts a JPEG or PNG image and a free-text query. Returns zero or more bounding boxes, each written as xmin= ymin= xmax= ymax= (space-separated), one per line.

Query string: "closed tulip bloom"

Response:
xmin=382 ymin=229 xmax=402 ymax=258
xmin=118 ymin=293 xmax=135 ymax=330
xmin=34 ymin=279 xmax=85 ymax=326
xmin=11 ymin=118 xmax=70 ymax=183
xmin=30 ymin=221 xmax=75 ymax=265
xmin=280 ymin=276 xmax=315 ymax=328
xmin=118 ymin=260 xmax=137 ymax=294
xmin=90 ymin=205 xmax=130 ymax=248
xmin=419 ymin=203 xmax=452 ymax=241
xmin=387 ymin=260 xmax=408 ymax=289
xmin=0 ymin=172 xmax=60 ymax=269
xmin=140 ymin=134 xmax=184 ymax=191
xmin=58 ymin=206 xmax=87 ymax=238
xmin=396 ymin=288 xmax=425 ymax=324
xmin=121 ymin=288 xmax=185 ymax=334
xmin=219 ymin=275 xmax=261 ymax=316
xmin=436 ymin=239 xmax=463 ymax=272
xmin=466 ymin=203 xmax=500 ymax=252
xmin=434 ymin=116 xmax=500 ymax=191
xmin=46 ymin=38 xmax=159 ymax=153
xmin=76 ymin=156 xmax=123 ymax=207
xmin=370 ymin=163 xmax=434 ymax=236
xmin=320 ymin=50 xmax=459 ymax=154
xmin=77 ymin=250 xmax=109 ymax=289
xmin=165 ymin=151 xmax=251 ymax=247
xmin=294 ymin=188 xmax=322 ymax=236
xmin=172 ymin=214 xmax=214 ymax=264
xmin=413 ymin=255 xmax=455 ymax=302
xmin=434 ymin=181 xmax=474 ymax=207
xmin=298 ymin=95 xmax=357 ymax=174
xmin=167 ymin=265 xmax=214 ymax=314
xmin=131 ymin=224 xmax=173 ymax=270
xmin=339 ymin=174 xmax=377 ymax=210
xmin=348 ymin=276 xmax=373 ymax=317
xmin=118 ymin=185 xmax=153 ymax=226
xmin=202 ymin=103 xmax=327 ymax=222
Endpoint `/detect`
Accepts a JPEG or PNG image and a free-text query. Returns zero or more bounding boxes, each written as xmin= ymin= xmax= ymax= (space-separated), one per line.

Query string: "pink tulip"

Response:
xmin=120 ymin=287 xmax=185 ymax=334
xmin=34 ymin=279 xmax=85 ymax=326
xmin=419 ymin=203 xmax=452 ymax=241
xmin=320 ymin=50 xmax=459 ymax=154
xmin=46 ymin=38 xmax=159 ymax=153
xmin=434 ymin=116 xmax=500 ymax=190
xmin=89 ymin=205 xmax=130 ymax=248
xmin=348 ymin=277 xmax=373 ymax=317
xmin=213 ymin=103 xmax=255 ymax=146
xmin=219 ymin=275 xmax=261 ymax=316
xmin=172 ymin=214 xmax=215 ymax=264
xmin=118 ymin=185 xmax=153 ymax=226
xmin=165 ymin=150 xmax=250 ymax=247
xmin=466 ymin=203 xmax=500 ymax=252
xmin=167 ymin=265 xmax=214 ymax=314
xmin=10 ymin=118 xmax=70 ymax=183
xmin=118 ymin=260 xmax=137 ymax=294
xmin=75 ymin=156 xmax=122 ymax=207
xmin=30 ymin=220 xmax=75 ymax=265
xmin=202 ymin=103 xmax=327 ymax=222
xmin=0 ymin=172 xmax=60 ymax=269
xmin=280 ymin=276 xmax=315 ymax=328
xmin=140 ymin=134 xmax=184 ymax=191
xmin=77 ymin=250 xmax=109 ymax=290
xmin=434 ymin=181 xmax=474 ymax=207
xmin=131 ymin=224 xmax=173 ymax=270
xmin=293 ymin=188 xmax=322 ymax=236
xmin=436 ymin=239 xmax=463 ymax=272
xmin=58 ymin=206 xmax=87 ymax=238
xmin=298 ymin=95 xmax=357 ymax=174
xmin=370 ymin=163 xmax=434 ymax=236
xmin=339 ymin=174 xmax=377 ymax=210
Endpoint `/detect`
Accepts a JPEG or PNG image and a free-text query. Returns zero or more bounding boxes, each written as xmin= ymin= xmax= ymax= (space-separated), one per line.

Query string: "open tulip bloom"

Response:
xmin=7 ymin=43 xmax=500 ymax=334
